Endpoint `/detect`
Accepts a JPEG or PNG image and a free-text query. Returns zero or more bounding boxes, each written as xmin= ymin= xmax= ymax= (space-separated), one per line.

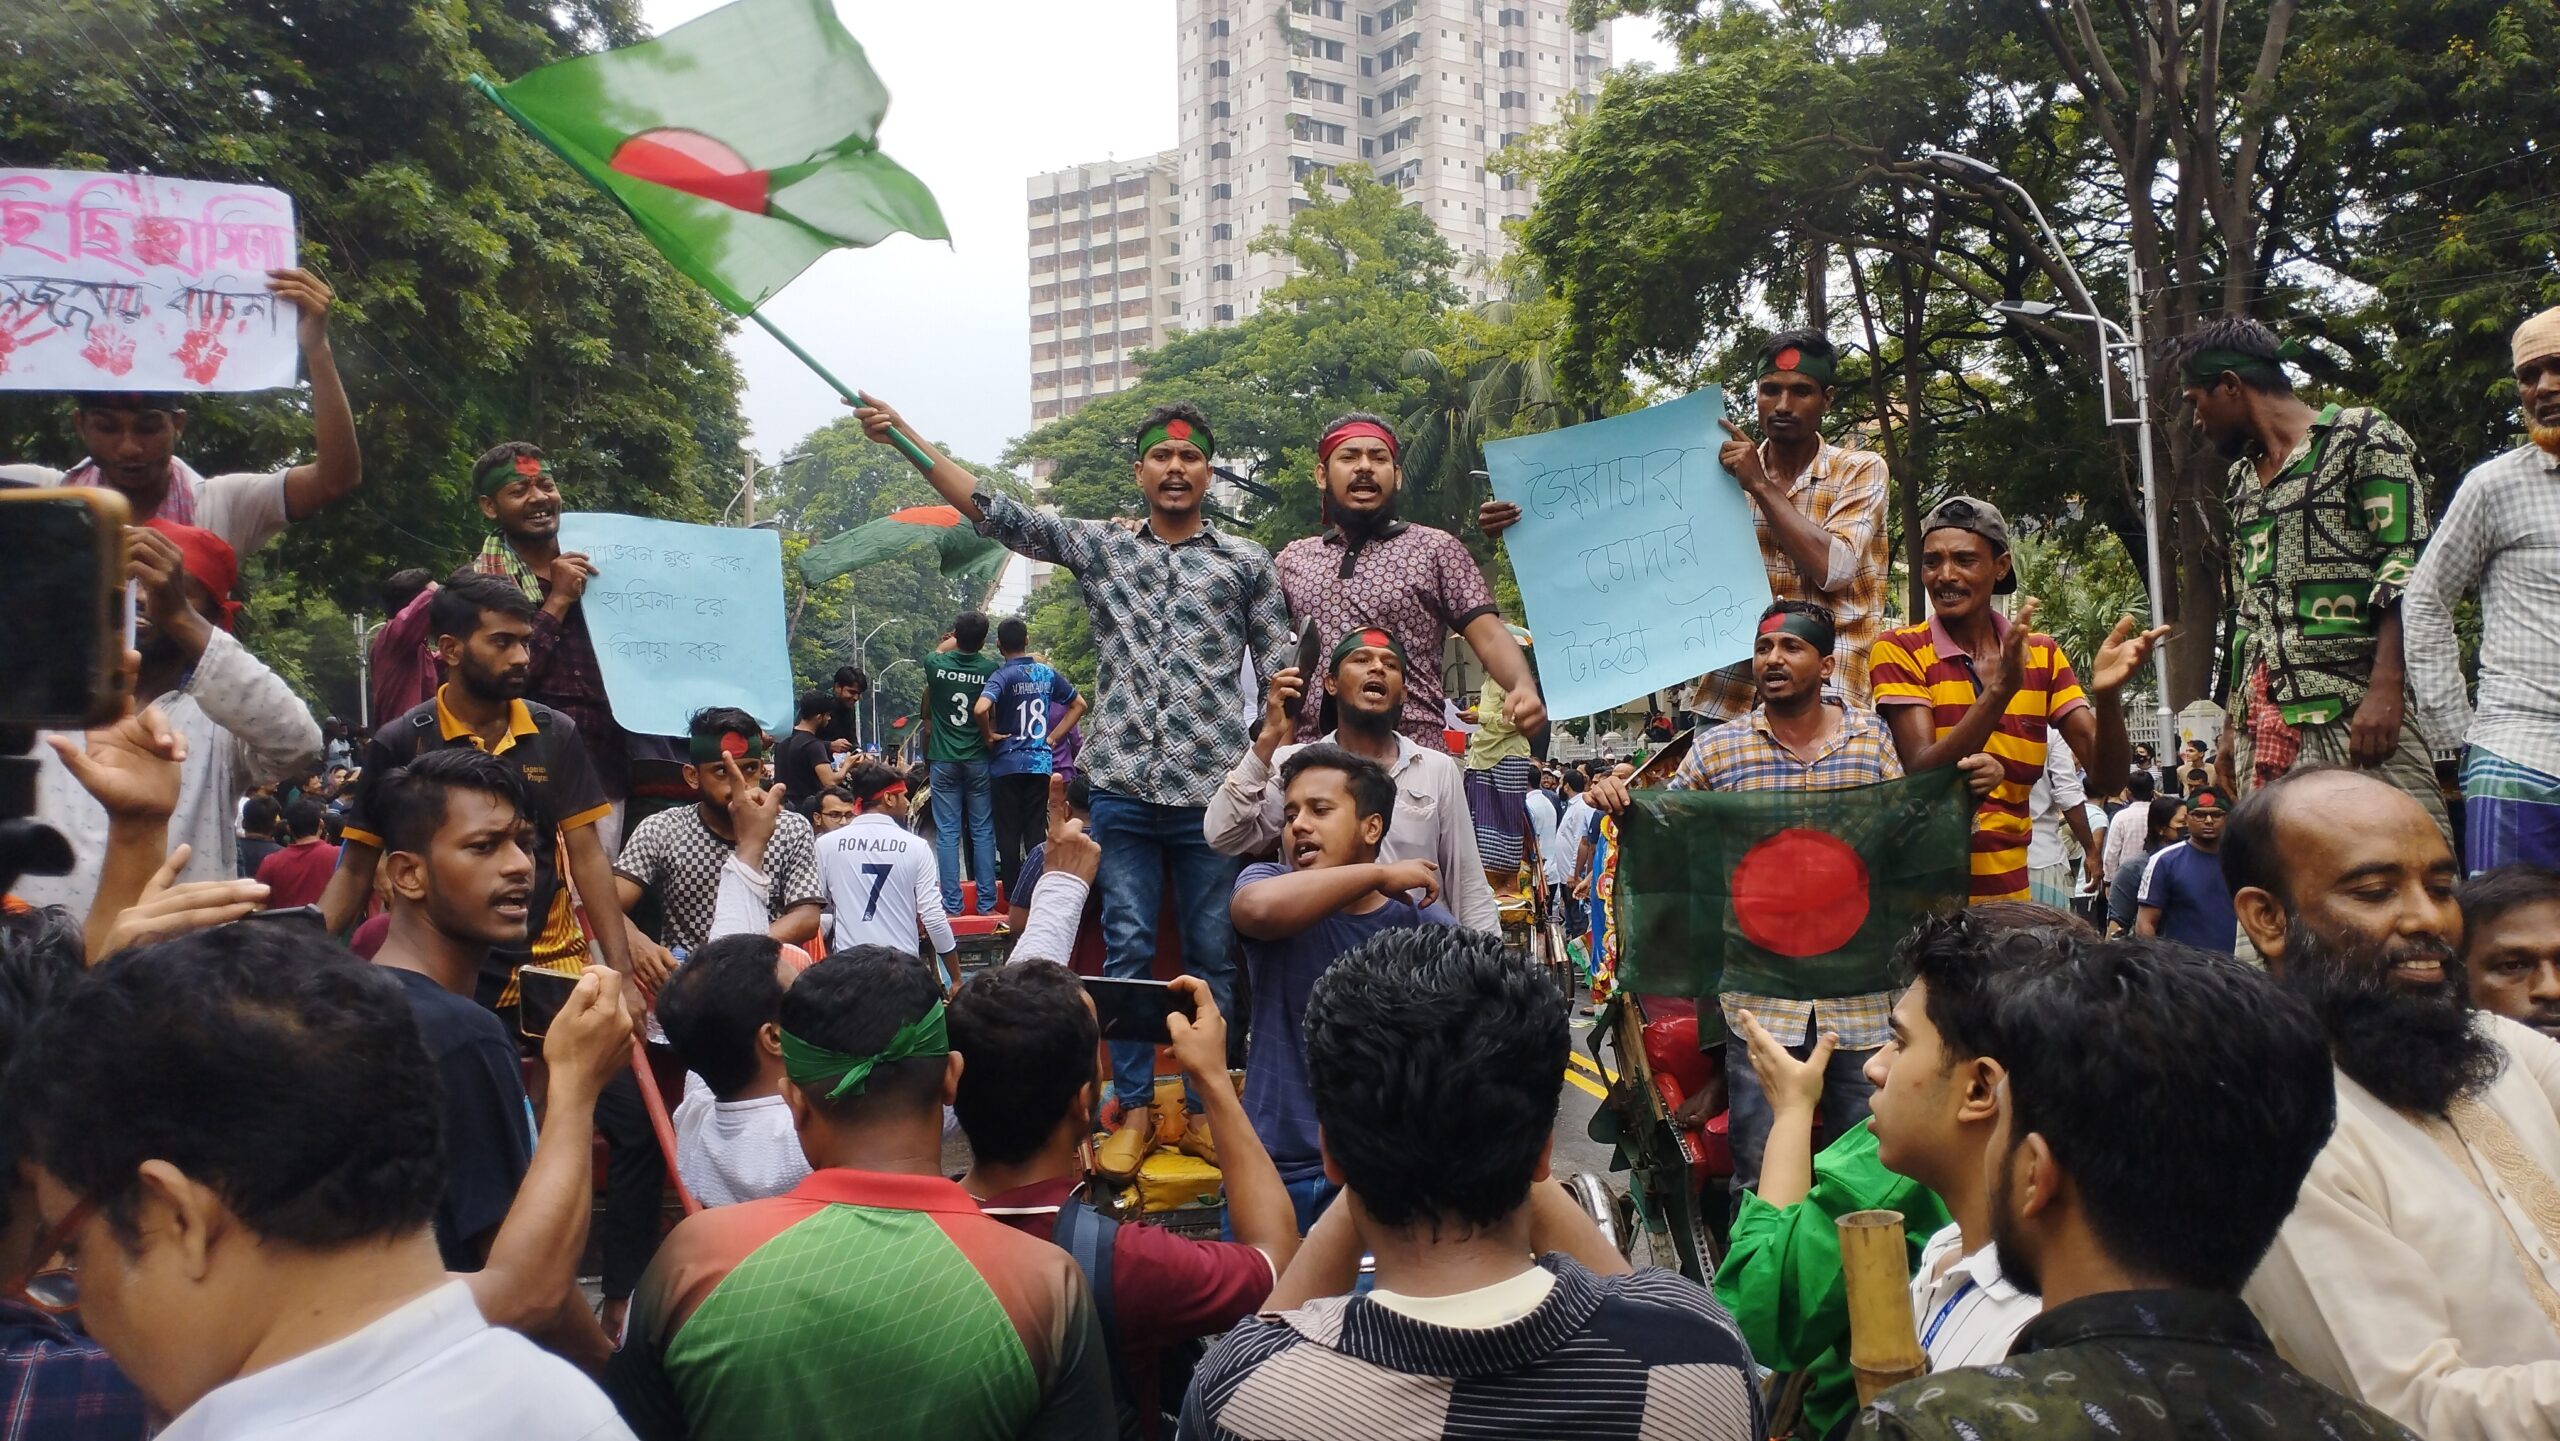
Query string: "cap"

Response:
xmin=2186 ymin=786 xmax=2231 ymax=815
xmin=1919 ymin=494 xmax=2017 ymax=594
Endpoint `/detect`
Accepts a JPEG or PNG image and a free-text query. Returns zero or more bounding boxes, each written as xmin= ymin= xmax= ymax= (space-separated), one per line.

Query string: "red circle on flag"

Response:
xmin=610 ymin=129 xmax=774 ymax=214
xmin=1731 ymin=828 xmax=1869 ymax=957
xmin=720 ymin=733 xmax=750 ymax=759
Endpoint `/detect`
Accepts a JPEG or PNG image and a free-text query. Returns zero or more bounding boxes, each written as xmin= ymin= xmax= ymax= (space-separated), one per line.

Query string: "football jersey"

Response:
xmin=818 ymin=813 xmax=956 ymax=957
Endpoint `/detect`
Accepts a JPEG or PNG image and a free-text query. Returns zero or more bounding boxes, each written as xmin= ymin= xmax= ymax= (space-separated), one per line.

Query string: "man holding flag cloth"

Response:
xmin=1587 ymin=600 xmax=1999 ymax=1197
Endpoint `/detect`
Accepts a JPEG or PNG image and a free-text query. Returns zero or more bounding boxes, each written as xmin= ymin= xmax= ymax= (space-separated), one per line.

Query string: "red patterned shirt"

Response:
xmin=1275 ymin=521 xmax=1499 ymax=744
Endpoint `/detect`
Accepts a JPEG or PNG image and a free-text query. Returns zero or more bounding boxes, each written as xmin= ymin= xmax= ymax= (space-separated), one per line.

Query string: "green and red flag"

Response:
xmin=799 ymin=505 xmax=1004 ymax=587
xmin=475 ymin=0 xmax=947 ymax=316
xmin=1613 ymin=766 xmax=1972 ymax=1039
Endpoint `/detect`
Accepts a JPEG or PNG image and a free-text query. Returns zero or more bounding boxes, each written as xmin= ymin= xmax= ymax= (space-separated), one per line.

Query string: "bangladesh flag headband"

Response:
xmin=1330 ymin=625 xmax=1408 ymax=673
xmin=1758 ymin=609 xmax=1835 ymax=653
xmin=688 ymin=729 xmax=770 ymax=764
xmin=1136 ymin=415 xmax=1214 ymax=458
xmin=1760 ymin=344 xmax=1837 ymax=385
xmin=477 ymin=452 xmax=554 ymax=497
xmin=2180 ymin=340 xmax=2306 ymax=386
xmin=781 ymin=1002 xmax=948 ymax=1100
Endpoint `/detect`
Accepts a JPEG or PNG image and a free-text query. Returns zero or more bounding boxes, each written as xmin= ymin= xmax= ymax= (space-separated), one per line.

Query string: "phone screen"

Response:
xmin=0 ymin=491 xmax=121 ymax=728
xmin=1081 ymin=977 xmax=1195 ymax=1047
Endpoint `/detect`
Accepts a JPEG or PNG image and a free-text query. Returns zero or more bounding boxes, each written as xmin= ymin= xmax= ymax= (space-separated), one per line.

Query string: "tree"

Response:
xmin=0 ymin=0 xmax=749 ymax=716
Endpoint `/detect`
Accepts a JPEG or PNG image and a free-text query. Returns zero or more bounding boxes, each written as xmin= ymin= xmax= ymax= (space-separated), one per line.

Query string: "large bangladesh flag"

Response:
xmin=478 ymin=0 xmax=948 ymax=315
xmin=1614 ymin=766 xmax=1972 ymax=1039
xmin=800 ymin=505 xmax=1005 ymax=588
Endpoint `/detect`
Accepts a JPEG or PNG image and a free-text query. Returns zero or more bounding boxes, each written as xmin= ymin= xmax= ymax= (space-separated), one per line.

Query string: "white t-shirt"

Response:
xmin=817 ymin=813 xmax=955 ymax=956
xmin=672 ymin=1075 xmax=811 ymax=1208
xmin=154 ymin=1279 xmax=630 ymax=1441
xmin=0 ymin=463 xmax=292 ymax=557
xmin=1526 ymin=789 xmax=1561 ymax=883
xmin=1909 ymin=1223 xmax=2036 ymax=1371
xmin=1551 ymin=796 xmax=1596 ymax=888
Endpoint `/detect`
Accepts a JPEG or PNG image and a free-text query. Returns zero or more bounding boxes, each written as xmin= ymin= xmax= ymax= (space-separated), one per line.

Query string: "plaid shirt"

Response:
xmin=1667 ymin=703 xmax=1903 ymax=1048
xmin=975 ymin=490 xmax=1292 ymax=807
xmin=2404 ymin=440 xmax=2560 ymax=774
xmin=2223 ymin=405 xmax=2431 ymax=726
xmin=1684 ymin=442 xmax=1891 ymax=724
xmin=0 ymin=1300 xmax=150 ymax=1441
xmin=475 ymin=534 xmax=627 ymax=797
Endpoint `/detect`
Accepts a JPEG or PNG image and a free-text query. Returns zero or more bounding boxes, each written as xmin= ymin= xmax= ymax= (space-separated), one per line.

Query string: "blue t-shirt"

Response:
xmin=1233 ymin=861 xmax=1457 ymax=1183
xmin=2136 ymin=841 xmax=2238 ymax=954
xmin=980 ymin=658 xmax=1079 ymax=779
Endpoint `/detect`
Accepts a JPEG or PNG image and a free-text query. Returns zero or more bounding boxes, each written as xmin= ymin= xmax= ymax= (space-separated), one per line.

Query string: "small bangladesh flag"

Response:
xmin=1613 ymin=765 xmax=1972 ymax=1038
xmin=479 ymin=0 xmax=948 ymax=315
xmin=799 ymin=505 xmax=1005 ymax=587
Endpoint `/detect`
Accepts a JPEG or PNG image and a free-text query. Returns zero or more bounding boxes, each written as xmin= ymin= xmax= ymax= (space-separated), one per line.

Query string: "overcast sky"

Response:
xmin=637 ymin=2 xmax=1677 ymax=467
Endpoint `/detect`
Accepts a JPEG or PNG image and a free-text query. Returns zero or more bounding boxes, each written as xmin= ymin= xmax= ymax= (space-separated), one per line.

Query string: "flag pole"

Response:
xmin=742 ymin=311 xmax=935 ymax=474
xmin=466 ymin=74 xmax=937 ymax=476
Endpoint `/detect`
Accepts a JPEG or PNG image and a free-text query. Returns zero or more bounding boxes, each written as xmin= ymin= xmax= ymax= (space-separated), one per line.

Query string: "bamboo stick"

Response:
xmin=1839 ymin=1208 xmax=1926 ymax=1403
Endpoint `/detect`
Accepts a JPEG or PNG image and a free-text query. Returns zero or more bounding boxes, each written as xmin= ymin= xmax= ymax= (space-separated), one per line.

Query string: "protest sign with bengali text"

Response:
xmin=1486 ymin=389 xmax=1773 ymax=720
xmin=0 ymin=169 xmax=298 ymax=392
xmin=556 ymin=513 xmax=792 ymax=738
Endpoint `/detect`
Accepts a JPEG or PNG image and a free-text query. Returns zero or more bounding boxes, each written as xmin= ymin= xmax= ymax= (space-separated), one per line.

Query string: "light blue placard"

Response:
xmin=555 ymin=513 xmax=791 ymax=737
xmin=1485 ymin=388 xmax=1774 ymax=720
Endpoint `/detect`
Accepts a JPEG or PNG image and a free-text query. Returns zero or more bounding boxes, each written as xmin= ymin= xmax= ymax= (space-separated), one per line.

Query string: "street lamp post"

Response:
xmin=1923 ymin=149 xmax=2177 ymax=760
xmin=855 ymin=618 xmax=895 ymax=752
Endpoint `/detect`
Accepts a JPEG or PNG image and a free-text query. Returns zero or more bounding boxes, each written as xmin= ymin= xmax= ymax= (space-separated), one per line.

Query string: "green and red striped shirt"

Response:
xmin=604 ymin=1169 xmax=1115 ymax=1441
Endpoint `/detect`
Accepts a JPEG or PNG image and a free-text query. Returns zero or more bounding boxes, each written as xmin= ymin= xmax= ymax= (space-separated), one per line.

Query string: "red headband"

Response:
xmin=1317 ymin=420 xmax=1398 ymax=467
xmin=854 ymin=781 xmax=908 ymax=813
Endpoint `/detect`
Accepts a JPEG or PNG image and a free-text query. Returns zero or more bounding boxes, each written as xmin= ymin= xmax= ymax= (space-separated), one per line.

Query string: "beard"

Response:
xmin=1987 ymin=1141 xmax=2043 ymax=1298
xmin=2277 ymin=920 xmax=2504 ymax=1116
xmin=2531 ymin=422 xmax=2560 ymax=459
xmin=1324 ymin=487 xmax=1400 ymax=539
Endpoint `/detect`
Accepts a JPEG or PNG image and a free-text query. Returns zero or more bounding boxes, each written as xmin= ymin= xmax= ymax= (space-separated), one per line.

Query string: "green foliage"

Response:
xmin=0 ymin=0 xmax=747 ymax=717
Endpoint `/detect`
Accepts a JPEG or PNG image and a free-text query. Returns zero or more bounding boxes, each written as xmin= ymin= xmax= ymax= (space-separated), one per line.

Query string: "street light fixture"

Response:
xmin=1924 ymin=147 xmax=2176 ymax=758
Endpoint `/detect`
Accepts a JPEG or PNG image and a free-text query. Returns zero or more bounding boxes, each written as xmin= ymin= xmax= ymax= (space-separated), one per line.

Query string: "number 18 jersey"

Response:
xmin=816 ymin=813 xmax=955 ymax=957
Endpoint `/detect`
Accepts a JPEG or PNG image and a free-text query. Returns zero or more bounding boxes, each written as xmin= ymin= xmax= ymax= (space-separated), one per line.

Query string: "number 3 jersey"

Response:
xmin=923 ymin=650 xmax=999 ymax=765
xmin=816 ymin=812 xmax=956 ymax=957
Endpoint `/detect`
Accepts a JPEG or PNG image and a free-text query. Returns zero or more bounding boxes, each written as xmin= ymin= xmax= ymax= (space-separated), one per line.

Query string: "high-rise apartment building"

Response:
xmin=1173 ymin=0 xmax=1607 ymax=328
xmin=1024 ymin=5 xmax=1605 ymax=424
xmin=1027 ymin=151 xmax=1182 ymax=424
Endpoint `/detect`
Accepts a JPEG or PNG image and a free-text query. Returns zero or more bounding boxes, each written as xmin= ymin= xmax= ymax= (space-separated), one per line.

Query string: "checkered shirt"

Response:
xmin=614 ymin=804 xmax=823 ymax=953
xmin=1666 ymin=704 xmax=1903 ymax=1048
xmin=1683 ymin=442 xmax=1891 ymax=724
xmin=2405 ymin=440 xmax=2560 ymax=775
xmin=0 ymin=1300 xmax=149 ymax=1441
xmin=974 ymin=489 xmax=1292 ymax=807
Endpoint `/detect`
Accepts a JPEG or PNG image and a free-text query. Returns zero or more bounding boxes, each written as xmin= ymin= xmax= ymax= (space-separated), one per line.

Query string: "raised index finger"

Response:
xmin=1047 ymin=772 xmax=1069 ymax=833
xmin=1719 ymin=418 xmax=1746 ymax=440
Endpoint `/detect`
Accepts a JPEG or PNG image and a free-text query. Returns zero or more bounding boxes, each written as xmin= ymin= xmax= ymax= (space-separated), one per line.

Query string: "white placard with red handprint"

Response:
xmin=0 ymin=169 xmax=298 ymax=393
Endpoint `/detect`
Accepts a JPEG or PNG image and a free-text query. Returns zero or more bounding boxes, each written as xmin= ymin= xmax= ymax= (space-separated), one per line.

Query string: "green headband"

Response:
xmin=1330 ymin=625 xmax=1408 ymax=674
xmin=2181 ymin=341 xmax=2306 ymax=387
xmin=1136 ymin=415 xmax=1213 ymax=459
xmin=476 ymin=453 xmax=553 ymax=498
xmin=780 ymin=1002 xmax=949 ymax=1101
xmin=688 ymin=730 xmax=770 ymax=765
xmin=1759 ymin=343 xmax=1837 ymax=385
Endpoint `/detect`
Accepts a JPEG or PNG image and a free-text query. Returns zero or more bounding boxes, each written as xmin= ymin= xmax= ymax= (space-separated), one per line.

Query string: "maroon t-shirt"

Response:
xmin=255 ymin=840 xmax=342 ymax=909
xmin=977 ymin=1177 xmax=1274 ymax=1439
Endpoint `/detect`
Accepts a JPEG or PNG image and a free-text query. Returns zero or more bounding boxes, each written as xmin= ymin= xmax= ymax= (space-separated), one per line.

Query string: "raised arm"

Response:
xmin=269 ymin=268 xmax=363 ymax=520
xmin=1230 ymin=860 xmax=1439 ymax=941
xmin=853 ymin=399 xmax=986 ymax=523
xmin=1167 ymin=977 xmax=1300 ymax=1276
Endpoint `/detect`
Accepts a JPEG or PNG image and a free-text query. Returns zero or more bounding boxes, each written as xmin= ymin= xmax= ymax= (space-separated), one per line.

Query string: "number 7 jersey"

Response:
xmin=816 ymin=812 xmax=956 ymax=958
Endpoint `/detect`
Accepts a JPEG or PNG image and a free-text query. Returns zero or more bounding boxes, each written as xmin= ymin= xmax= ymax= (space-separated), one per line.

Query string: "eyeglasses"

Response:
xmin=8 ymin=1199 xmax=95 ymax=1315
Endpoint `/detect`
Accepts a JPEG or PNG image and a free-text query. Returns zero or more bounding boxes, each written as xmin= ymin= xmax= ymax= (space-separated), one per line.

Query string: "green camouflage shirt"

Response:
xmin=1851 ymin=1289 xmax=2420 ymax=1440
xmin=2224 ymin=404 xmax=2431 ymax=726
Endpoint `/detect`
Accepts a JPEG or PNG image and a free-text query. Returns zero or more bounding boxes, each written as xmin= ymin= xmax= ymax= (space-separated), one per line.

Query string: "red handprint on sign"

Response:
xmin=174 ymin=325 xmax=228 ymax=384
xmin=0 ymin=306 xmax=62 ymax=375
xmin=81 ymin=323 xmax=137 ymax=376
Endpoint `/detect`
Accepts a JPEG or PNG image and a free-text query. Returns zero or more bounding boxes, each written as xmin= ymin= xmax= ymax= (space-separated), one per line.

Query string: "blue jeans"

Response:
xmin=1724 ymin=1034 xmax=1876 ymax=1201
xmin=930 ymin=761 xmax=997 ymax=915
xmin=1089 ymin=790 xmax=1242 ymax=1110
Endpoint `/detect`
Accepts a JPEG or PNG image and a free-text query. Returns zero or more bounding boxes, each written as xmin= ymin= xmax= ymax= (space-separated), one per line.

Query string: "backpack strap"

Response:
xmin=1052 ymin=1189 xmax=1144 ymax=1441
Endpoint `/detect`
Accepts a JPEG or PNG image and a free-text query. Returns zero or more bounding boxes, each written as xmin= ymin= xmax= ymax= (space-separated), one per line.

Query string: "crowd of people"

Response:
xmin=2 ymin=272 xmax=2559 ymax=1441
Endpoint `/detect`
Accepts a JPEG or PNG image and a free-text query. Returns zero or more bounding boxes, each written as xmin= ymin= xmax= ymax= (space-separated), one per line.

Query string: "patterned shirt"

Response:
xmin=614 ymin=804 xmax=823 ymax=953
xmin=607 ymin=1169 xmax=1115 ymax=1441
xmin=0 ymin=1301 xmax=150 ymax=1441
xmin=1666 ymin=704 xmax=1904 ymax=1047
xmin=1684 ymin=442 xmax=1891 ymax=723
xmin=1273 ymin=522 xmax=1499 ymax=744
xmin=1853 ymin=1290 xmax=2420 ymax=1441
xmin=2404 ymin=440 xmax=2560 ymax=774
xmin=975 ymin=490 xmax=1291 ymax=808
xmin=2223 ymin=404 xmax=2431 ymax=726
xmin=1869 ymin=615 xmax=2089 ymax=904
xmin=476 ymin=533 xmax=630 ymax=799
xmin=1180 ymin=1255 xmax=1759 ymax=1441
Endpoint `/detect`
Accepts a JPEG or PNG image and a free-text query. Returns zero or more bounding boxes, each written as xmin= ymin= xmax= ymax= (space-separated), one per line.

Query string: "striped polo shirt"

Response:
xmin=1868 ymin=614 xmax=2089 ymax=902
